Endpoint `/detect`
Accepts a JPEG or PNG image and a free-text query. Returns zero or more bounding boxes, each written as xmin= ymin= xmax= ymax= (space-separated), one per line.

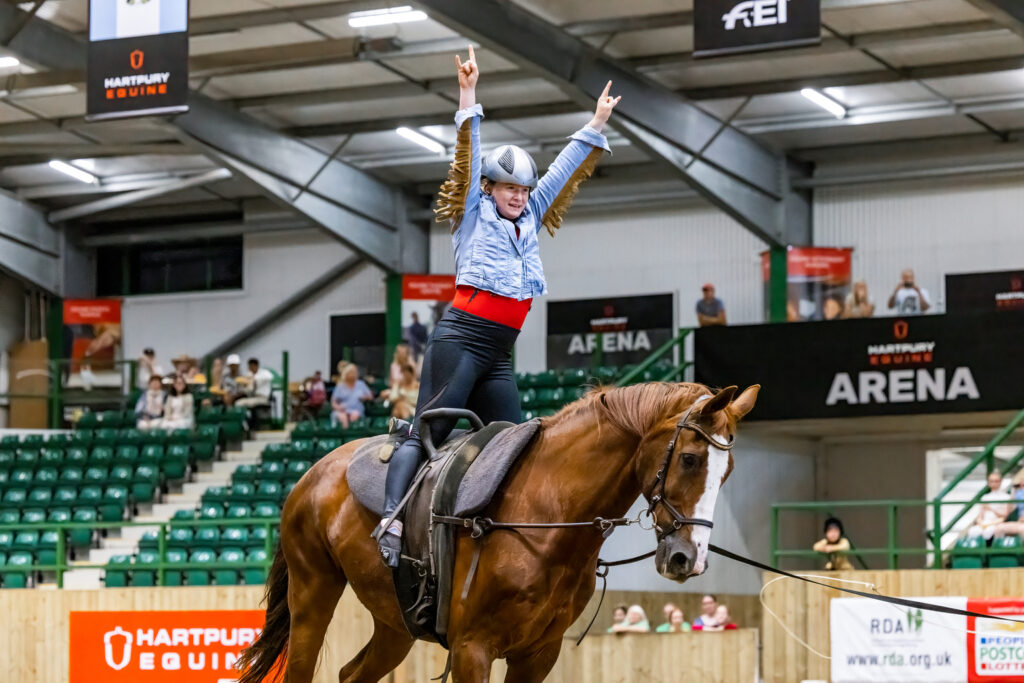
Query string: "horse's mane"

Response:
xmin=544 ymin=382 xmax=736 ymax=438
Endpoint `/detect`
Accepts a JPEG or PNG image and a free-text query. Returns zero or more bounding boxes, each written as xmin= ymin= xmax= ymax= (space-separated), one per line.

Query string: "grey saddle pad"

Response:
xmin=347 ymin=419 xmax=541 ymax=517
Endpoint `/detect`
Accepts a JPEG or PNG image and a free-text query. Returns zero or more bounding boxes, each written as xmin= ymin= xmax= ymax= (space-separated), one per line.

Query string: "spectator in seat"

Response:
xmin=221 ymin=354 xmax=248 ymax=406
xmin=696 ymin=284 xmax=727 ymax=327
xmin=136 ymin=347 xmax=163 ymax=391
xmin=656 ymin=608 xmax=691 ymax=633
xmin=209 ymin=357 xmax=224 ymax=391
xmin=390 ymin=343 xmax=415 ymax=387
xmin=610 ymin=605 xmax=650 ymax=633
xmin=381 ymin=364 xmax=420 ymax=420
xmin=968 ymin=471 xmax=1011 ymax=540
xmin=407 ymin=312 xmax=428 ymax=361
xmin=695 ymin=605 xmax=737 ymax=631
xmin=813 ymin=517 xmax=853 ymax=570
xmin=331 ymin=364 xmax=374 ymax=428
xmin=842 ymin=280 xmax=875 ymax=319
xmin=606 ymin=604 xmax=628 ymax=633
xmin=135 ymin=375 xmax=166 ymax=430
xmin=236 ymin=357 xmax=274 ymax=408
xmin=162 ymin=375 xmax=194 ymax=430
xmin=692 ymin=594 xmax=718 ymax=628
xmin=298 ymin=370 xmax=328 ymax=419
xmin=887 ymin=268 xmax=931 ymax=315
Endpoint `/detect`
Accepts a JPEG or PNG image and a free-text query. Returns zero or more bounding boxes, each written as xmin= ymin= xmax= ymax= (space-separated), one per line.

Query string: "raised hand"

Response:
xmin=455 ymin=45 xmax=479 ymax=90
xmin=589 ymin=80 xmax=621 ymax=132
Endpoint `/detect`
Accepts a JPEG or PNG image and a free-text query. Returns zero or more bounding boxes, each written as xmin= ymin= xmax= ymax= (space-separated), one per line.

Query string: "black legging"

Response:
xmin=383 ymin=306 xmax=521 ymax=515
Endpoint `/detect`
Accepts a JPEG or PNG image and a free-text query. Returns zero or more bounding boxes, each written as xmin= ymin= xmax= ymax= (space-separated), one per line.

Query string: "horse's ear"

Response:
xmin=728 ymin=385 xmax=761 ymax=421
xmin=699 ymin=386 xmax=737 ymax=415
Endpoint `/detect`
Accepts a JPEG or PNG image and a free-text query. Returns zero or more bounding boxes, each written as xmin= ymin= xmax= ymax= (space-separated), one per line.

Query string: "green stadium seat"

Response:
xmin=260 ymin=461 xmax=286 ymax=481
xmin=253 ymin=502 xmax=280 ymax=518
xmin=171 ymin=509 xmax=195 ymax=521
xmin=37 ymin=530 xmax=59 ymax=565
xmin=0 ymin=530 xmax=12 ymax=552
xmin=138 ymin=529 xmax=159 ymax=551
xmin=314 ymin=418 xmax=339 ymax=440
xmin=0 ymin=509 xmax=17 ymax=525
xmin=78 ymin=485 xmax=103 ymax=507
xmin=282 ymin=481 xmax=297 ymax=499
xmin=105 ymin=554 xmax=131 ymax=587
xmin=53 ymin=486 xmax=78 ymax=506
xmin=118 ymin=429 xmax=145 ymax=447
xmin=108 ymin=465 xmax=133 ymax=483
xmin=10 ymin=468 xmax=33 ymax=486
xmin=202 ymin=486 xmax=229 ymax=504
xmin=133 ymin=551 xmax=159 ymax=586
xmin=195 ymin=526 xmax=220 ymax=547
xmin=4 ymin=551 xmax=32 ymax=588
xmin=65 ymin=447 xmax=89 ymax=467
xmin=365 ymin=401 xmax=390 ymax=418
xmin=315 ymin=437 xmax=343 ymax=457
xmin=15 ymin=449 xmax=40 ymax=467
xmin=83 ymin=466 xmax=108 ymax=484
xmin=228 ymin=482 xmax=255 ymax=501
xmin=952 ymin=536 xmax=985 ymax=569
xmin=261 ymin=443 xmax=292 ymax=462
xmin=232 ymin=464 xmax=258 ymax=483
xmin=12 ymin=530 xmax=39 ymax=552
xmin=534 ymin=370 xmax=560 ymax=388
xmin=193 ymin=426 xmax=220 ymax=461
xmin=559 ymin=367 xmax=587 ymax=386
xmin=199 ymin=503 xmax=224 ymax=519
xmin=161 ymin=446 xmax=188 ymax=481
xmin=221 ymin=408 xmax=247 ymax=442
xmin=292 ymin=421 xmax=316 ymax=439
xmin=243 ymin=549 xmax=268 ymax=585
xmin=141 ymin=429 xmax=168 ymax=446
xmin=47 ymin=508 xmax=71 ymax=523
xmin=35 ymin=466 xmax=58 ymax=485
xmin=27 ymin=487 xmax=53 ymax=507
xmin=21 ymin=508 xmax=44 ymax=525
xmin=1 ymin=489 xmax=27 ymax=509
xmin=131 ymin=464 xmax=159 ymax=503
xmin=58 ymin=467 xmax=83 ymax=485
xmin=99 ymin=486 xmax=128 ymax=522
xmin=0 ymin=449 xmax=14 ymax=468
xmin=186 ymin=548 xmax=216 ymax=585
xmin=76 ymin=412 xmax=100 ymax=430
xmin=167 ymin=428 xmax=194 ymax=445
xmin=168 ymin=526 xmax=194 ymax=548
xmin=70 ymin=430 xmax=94 ymax=447
xmin=254 ymin=482 xmax=282 ymax=502
xmin=292 ymin=439 xmax=314 ymax=459
xmin=285 ymin=460 xmax=310 ymax=480
xmin=0 ymin=469 xmax=9 ymax=487
xmin=89 ymin=446 xmax=114 ymax=467
xmin=214 ymin=549 xmax=244 ymax=585
xmin=140 ymin=444 xmax=164 ymax=464
xmin=520 ymin=388 xmax=538 ymax=408
xmin=69 ymin=507 xmax=97 ymax=547
xmin=46 ymin=433 xmax=72 ymax=446
xmin=39 ymin=448 xmax=63 ymax=467
xmin=989 ymin=536 xmax=1020 ymax=568
xmin=20 ymin=435 xmax=43 ymax=448
xmin=163 ymin=549 xmax=186 ymax=586
xmin=226 ymin=504 xmax=251 ymax=519
xmin=220 ymin=526 xmax=249 ymax=548
xmin=536 ymin=387 xmax=565 ymax=408
xmin=114 ymin=445 xmax=139 ymax=466
xmin=196 ymin=405 xmax=223 ymax=424
xmin=93 ymin=428 xmax=119 ymax=447
xmin=98 ymin=410 xmax=122 ymax=427
xmin=0 ymin=435 xmax=19 ymax=447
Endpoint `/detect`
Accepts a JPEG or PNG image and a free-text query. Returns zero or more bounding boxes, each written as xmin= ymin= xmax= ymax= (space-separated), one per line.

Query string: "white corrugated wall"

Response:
xmin=814 ymin=176 xmax=1024 ymax=313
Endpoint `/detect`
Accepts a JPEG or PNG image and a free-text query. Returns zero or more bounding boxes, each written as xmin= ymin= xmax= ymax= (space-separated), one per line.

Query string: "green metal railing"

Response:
xmin=770 ymin=498 xmax=1024 ymax=570
xmin=930 ymin=407 xmax=1024 ymax=567
xmin=0 ymin=518 xmax=278 ymax=588
xmin=616 ymin=328 xmax=694 ymax=387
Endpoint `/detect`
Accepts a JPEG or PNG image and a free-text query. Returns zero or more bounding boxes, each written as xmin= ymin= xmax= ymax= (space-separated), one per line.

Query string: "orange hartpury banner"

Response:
xmin=70 ymin=610 xmax=266 ymax=683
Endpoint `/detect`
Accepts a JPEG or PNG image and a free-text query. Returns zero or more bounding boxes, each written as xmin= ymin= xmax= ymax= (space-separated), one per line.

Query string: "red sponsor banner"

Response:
xmin=70 ymin=610 xmax=268 ymax=683
xmin=402 ymin=275 xmax=456 ymax=301
xmin=761 ymin=247 xmax=853 ymax=322
xmin=786 ymin=246 xmax=852 ymax=281
xmin=63 ymin=299 xmax=121 ymax=325
xmin=967 ymin=598 xmax=1024 ymax=682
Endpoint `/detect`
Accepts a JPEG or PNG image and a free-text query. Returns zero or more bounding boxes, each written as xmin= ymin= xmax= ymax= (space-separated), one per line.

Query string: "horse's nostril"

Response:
xmin=668 ymin=551 xmax=693 ymax=575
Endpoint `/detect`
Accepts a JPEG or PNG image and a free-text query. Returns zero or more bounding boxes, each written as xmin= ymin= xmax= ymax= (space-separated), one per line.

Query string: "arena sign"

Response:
xmin=87 ymin=0 xmax=190 ymax=120
xmin=694 ymin=0 xmax=822 ymax=58
xmin=946 ymin=269 xmax=1024 ymax=314
xmin=831 ymin=597 xmax=1024 ymax=683
xmin=694 ymin=311 xmax=1024 ymax=420
xmin=70 ymin=610 xmax=264 ymax=682
xmin=547 ymin=293 xmax=674 ymax=369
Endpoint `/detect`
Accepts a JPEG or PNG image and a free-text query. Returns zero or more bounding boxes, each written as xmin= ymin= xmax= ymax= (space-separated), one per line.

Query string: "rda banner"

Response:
xmin=87 ymin=0 xmax=190 ymax=121
xmin=694 ymin=0 xmax=821 ymax=58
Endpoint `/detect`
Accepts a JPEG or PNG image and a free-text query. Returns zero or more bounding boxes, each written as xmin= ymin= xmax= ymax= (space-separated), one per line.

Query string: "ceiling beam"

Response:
xmin=0 ymin=188 xmax=60 ymax=293
xmin=962 ymin=0 xmax=1024 ymax=40
xmin=188 ymin=1 xmax=394 ymax=36
xmin=0 ymin=143 xmax=189 ymax=166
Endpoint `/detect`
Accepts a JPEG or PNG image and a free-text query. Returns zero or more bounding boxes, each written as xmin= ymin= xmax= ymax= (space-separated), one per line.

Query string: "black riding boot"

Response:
xmin=377 ymin=435 xmax=424 ymax=567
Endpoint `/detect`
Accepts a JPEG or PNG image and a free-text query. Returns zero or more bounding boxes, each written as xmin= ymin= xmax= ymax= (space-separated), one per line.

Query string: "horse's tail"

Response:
xmin=237 ymin=545 xmax=290 ymax=683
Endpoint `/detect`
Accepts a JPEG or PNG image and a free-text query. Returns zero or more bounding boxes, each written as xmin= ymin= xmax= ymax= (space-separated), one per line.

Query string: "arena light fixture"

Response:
xmin=348 ymin=6 xmax=427 ymax=28
xmin=395 ymin=127 xmax=445 ymax=155
xmin=49 ymin=160 xmax=98 ymax=185
xmin=0 ymin=56 xmax=19 ymax=69
xmin=801 ymin=88 xmax=847 ymax=119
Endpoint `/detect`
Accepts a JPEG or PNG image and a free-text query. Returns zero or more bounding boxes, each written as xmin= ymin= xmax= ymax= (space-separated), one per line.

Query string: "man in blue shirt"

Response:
xmin=696 ymin=283 xmax=727 ymax=327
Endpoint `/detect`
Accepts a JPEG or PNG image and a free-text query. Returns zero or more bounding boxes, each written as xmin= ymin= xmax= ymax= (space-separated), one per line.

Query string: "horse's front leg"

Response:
xmin=451 ymin=639 xmax=495 ymax=683
xmin=503 ymin=638 xmax=562 ymax=683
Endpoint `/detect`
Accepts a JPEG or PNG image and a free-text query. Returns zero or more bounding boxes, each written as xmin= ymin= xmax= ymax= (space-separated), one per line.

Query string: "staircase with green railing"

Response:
xmin=615 ymin=328 xmax=693 ymax=387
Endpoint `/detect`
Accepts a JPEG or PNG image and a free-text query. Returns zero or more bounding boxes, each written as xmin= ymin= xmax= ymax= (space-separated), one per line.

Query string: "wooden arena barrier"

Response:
xmin=0 ymin=586 xmax=759 ymax=682
xmin=761 ymin=568 xmax=1024 ymax=683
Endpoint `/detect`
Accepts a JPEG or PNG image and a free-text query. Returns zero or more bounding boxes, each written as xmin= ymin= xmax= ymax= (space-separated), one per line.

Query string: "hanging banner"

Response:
xmin=967 ymin=598 xmax=1024 ymax=681
xmin=762 ymin=246 xmax=852 ymax=322
xmin=695 ymin=311 xmax=1024 ymax=420
xmin=946 ymin=270 xmax=1024 ymax=314
xmin=401 ymin=275 xmax=455 ymax=362
xmin=694 ymin=0 xmax=821 ymax=58
xmin=87 ymin=0 xmax=190 ymax=121
xmin=69 ymin=610 xmax=265 ymax=683
xmin=63 ymin=299 xmax=122 ymax=389
xmin=547 ymin=294 xmax=675 ymax=369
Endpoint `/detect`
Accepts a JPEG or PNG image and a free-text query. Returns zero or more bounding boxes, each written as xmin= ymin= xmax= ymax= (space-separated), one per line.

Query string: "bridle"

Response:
xmin=642 ymin=399 xmax=734 ymax=542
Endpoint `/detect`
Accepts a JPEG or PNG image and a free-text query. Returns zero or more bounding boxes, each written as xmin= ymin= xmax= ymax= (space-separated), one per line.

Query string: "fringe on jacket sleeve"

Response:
xmin=541 ymin=147 xmax=604 ymax=237
xmin=434 ymin=118 xmax=474 ymax=232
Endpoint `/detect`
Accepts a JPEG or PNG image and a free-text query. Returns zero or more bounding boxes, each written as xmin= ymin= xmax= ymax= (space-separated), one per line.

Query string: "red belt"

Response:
xmin=452 ymin=285 xmax=531 ymax=330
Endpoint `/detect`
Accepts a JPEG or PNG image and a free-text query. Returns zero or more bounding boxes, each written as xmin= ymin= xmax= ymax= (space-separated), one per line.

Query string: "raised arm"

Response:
xmin=531 ymin=81 xmax=620 ymax=235
xmin=435 ymin=46 xmax=484 ymax=237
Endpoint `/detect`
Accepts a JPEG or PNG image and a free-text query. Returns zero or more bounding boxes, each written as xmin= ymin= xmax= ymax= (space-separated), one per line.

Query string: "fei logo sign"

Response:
xmin=70 ymin=610 xmax=266 ymax=683
xmin=694 ymin=0 xmax=821 ymax=58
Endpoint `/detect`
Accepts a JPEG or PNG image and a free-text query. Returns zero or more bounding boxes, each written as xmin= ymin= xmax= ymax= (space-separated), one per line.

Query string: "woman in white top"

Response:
xmin=380 ymin=364 xmax=420 ymax=420
xmin=162 ymin=375 xmax=195 ymax=430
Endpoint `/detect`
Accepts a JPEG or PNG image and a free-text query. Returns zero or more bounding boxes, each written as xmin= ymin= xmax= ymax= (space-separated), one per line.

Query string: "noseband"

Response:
xmin=644 ymin=401 xmax=734 ymax=542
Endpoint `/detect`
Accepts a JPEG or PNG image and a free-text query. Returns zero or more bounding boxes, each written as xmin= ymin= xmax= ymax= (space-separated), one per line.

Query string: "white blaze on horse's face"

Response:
xmin=689 ymin=435 xmax=730 ymax=575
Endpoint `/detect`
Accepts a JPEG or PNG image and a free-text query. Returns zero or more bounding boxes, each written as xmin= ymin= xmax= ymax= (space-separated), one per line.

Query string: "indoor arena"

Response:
xmin=1 ymin=0 xmax=1023 ymax=681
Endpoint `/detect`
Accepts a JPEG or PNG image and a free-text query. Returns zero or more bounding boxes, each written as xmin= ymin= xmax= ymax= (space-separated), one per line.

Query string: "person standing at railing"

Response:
xmin=812 ymin=517 xmax=853 ymax=570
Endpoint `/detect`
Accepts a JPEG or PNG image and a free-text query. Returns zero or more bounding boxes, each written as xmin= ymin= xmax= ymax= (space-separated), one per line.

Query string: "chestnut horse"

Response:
xmin=237 ymin=381 xmax=759 ymax=683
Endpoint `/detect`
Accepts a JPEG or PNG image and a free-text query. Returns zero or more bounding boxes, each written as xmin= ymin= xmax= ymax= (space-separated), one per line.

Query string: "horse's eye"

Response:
xmin=682 ymin=453 xmax=699 ymax=469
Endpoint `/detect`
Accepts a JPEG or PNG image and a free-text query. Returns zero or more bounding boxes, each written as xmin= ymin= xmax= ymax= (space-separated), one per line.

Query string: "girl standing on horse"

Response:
xmin=378 ymin=46 xmax=621 ymax=566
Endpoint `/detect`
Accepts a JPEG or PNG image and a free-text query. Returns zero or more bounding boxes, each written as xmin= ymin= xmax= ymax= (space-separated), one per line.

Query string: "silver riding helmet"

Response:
xmin=481 ymin=145 xmax=538 ymax=189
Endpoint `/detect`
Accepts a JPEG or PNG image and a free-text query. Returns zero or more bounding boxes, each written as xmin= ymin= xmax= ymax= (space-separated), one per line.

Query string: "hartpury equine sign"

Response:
xmin=695 ymin=311 xmax=1024 ymax=420
xmin=70 ymin=610 xmax=264 ymax=682
xmin=87 ymin=0 xmax=190 ymax=120
xmin=694 ymin=0 xmax=821 ymax=58
xmin=547 ymin=293 xmax=674 ymax=369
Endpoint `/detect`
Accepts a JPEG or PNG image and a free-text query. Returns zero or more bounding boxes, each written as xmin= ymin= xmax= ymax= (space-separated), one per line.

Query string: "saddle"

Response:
xmin=346 ymin=410 xmax=541 ymax=646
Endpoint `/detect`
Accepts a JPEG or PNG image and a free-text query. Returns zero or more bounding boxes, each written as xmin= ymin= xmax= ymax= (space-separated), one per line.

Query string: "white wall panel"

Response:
xmin=122 ymin=229 xmax=385 ymax=379
xmin=431 ymin=205 xmax=770 ymax=372
xmin=814 ymin=176 xmax=1024 ymax=315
